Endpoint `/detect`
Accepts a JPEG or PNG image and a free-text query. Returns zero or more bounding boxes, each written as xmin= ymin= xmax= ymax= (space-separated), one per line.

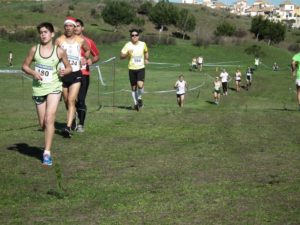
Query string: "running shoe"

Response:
xmin=137 ymin=99 xmax=143 ymax=108
xmin=134 ymin=104 xmax=139 ymax=111
xmin=62 ymin=127 xmax=72 ymax=138
xmin=42 ymin=154 xmax=52 ymax=166
xmin=76 ymin=125 xmax=84 ymax=133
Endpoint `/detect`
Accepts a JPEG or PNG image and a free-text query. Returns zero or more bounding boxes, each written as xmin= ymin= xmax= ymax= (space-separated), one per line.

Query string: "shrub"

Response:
xmin=142 ymin=35 xmax=176 ymax=47
xmin=172 ymin=31 xmax=190 ymax=40
xmin=215 ymin=21 xmax=236 ymax=37
xmin=8 ymin=28 xmax=38 ymax=43
xmin=193 ymin=36 xmax=212 ymax=47
xmin=31 ymin=5 xmax=44 ymax=13
xmin=90 ymin=8 xmax=100 ymax=19
xmin=68 ymin=5 xmax=75 ymax=11
xmin=133 ymin=17 xmax=145 ymax=29
xmin=234 ymin=29 xmax=247 ymax=38
xmin=84 ymin=31 xmax=124 ymax=44
xmin=288 ymin=43 xmax=300 ymax=52
xmin=0 ymin=27 xmax=8 ymax=38
xmin=244 ymin=44 xmax=265 ymax=57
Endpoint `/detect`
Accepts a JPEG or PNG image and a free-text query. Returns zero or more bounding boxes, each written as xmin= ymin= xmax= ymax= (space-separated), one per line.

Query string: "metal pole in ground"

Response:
xmin=112 ymin=57 xmax=116 ymax=112
xmin=96 ymin=66 xmax=102 ymax=111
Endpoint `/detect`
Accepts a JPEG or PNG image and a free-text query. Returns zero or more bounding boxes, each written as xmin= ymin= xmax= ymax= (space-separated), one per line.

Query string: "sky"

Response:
xmin=168 ymin=0 xmax=293 ymax=7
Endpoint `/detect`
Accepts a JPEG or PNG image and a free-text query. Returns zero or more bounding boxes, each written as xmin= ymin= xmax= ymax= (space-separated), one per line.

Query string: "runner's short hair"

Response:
xmin=37 ymin=22 xmax=54 ymax=33
xmin=129 ymin=28 xmax=140 ymax=35
xmin=76 ymin=19 xmax=84 ymax=27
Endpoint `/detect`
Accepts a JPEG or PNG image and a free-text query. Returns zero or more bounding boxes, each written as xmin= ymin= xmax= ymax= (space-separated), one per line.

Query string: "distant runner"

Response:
xmin=213 ymin=76 xmax=222 ymax=105
xmin=174 ymin=74 xmax=188 ymax=107
xmin=235 ymin=68 xmax=242 ymax=92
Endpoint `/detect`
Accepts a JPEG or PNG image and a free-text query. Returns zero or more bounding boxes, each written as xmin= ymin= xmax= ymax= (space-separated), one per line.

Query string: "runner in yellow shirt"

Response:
xmin=120 ymin=29 xmax=149 ymax=111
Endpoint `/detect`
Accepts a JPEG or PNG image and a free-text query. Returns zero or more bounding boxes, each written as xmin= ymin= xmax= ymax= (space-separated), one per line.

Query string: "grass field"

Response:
xmin=1 ymin=33 xmax=300 ymax=225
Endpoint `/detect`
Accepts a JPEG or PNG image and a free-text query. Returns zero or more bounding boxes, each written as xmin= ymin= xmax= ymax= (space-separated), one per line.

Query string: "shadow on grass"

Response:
xmin=7 ymin=143 xmax=43 ymax=162
xmin=267 ymin=108 xmax=299 ymax=112
xmin=90 ymin=105 xmax=135 ymax=112
xmin=2 ymin=124 xmax=39 ymax=132
xmin=206 ymin=100 xmax=216 ymax=105
xmin=228 ymin=87 xmax=236 ymax=92
xmin=54 ymin=121 xmax=71 ymax=138
xmin=117 ymin=105 xmax=135 ymax=110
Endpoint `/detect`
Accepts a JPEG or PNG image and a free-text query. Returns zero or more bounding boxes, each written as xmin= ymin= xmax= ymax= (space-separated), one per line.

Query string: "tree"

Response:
xmin=149 ymin=0 xmax=178 ymax=32
xmin=214 ymin=21 xmax=236 ymax=37
xmin=102 ymin=1 xmax=135 ymax=32
xmin=250 ymin=16 xmax=268 ymax=40
xmin=244 ymin=44 xmax=265 ymax=58
xmin=264 ymin=21 xmax=285 ymax=44
xmin=250 ymin=16 xmax=286 ymax=44
xmin=138 ymin=1 xmax=153 ymax=15
xmin=176 ymin=8 xmax=196 ymax=40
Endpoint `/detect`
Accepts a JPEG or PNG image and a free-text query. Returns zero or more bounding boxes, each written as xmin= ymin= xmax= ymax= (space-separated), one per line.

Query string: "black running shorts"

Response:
xmin=129 ymin=68 xmax=145 ymax=86
xmin=62 ymin=71 xmax=82 ymax=88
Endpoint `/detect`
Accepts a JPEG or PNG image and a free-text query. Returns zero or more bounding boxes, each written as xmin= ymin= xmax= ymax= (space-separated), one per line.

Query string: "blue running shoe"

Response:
xmin=43 ymin=154 xmax=52 ymax=166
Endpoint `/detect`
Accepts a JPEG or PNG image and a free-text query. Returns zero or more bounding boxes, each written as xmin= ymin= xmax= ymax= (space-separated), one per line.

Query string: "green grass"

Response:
xmin=1 ymin=36 xmax=300 ymax=224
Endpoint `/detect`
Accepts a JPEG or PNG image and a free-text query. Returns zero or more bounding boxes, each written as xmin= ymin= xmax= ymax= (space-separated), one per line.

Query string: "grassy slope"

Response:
xmin=1 ymin=36 xmax=300 ymax=224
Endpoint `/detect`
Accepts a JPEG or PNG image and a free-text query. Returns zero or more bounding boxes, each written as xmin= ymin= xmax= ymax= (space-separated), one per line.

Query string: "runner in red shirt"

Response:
xmin=74 ymin=19 xmax=100 ymax=132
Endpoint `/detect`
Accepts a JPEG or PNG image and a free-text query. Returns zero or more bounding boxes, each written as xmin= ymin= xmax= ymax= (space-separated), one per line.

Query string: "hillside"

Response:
xmin=0 ymin=1 xmax=259 ymax=38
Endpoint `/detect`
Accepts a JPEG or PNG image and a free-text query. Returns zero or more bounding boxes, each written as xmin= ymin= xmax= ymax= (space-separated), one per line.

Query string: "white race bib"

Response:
xmin=35 ymin=64 xmax=53 ymax=83
xmin=133 ymin=56 xmax=143 ymax=66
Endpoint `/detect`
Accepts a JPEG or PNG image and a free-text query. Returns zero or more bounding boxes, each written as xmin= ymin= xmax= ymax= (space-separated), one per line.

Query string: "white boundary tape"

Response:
xmin=101 ymin=73 xmax=209 ymax=95
xmin=0 ymin=69 xmax=32 ymax=80
xmin=95 ymin=65 xmax=106 ymax=86
xmin=0 ymin=69 xmax=23 ymax=74
xmin=148 ymin=62 xmax=180 ymax=68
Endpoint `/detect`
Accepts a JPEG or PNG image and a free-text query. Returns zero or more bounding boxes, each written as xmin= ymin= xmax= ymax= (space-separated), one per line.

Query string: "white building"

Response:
xmin=202 ymin=0 xmax=219 ymax=8
xmin=279 ymin=0 xmax=296 ymax=20
xmin=231 ymin=0 xmax=249 ymax=16
xmin=182 ymin=0 xmax=197 ymax=3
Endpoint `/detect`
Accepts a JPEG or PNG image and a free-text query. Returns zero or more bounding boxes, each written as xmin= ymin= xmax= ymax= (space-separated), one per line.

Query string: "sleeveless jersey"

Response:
xmin=235 ymin=71 xmax=241 ymax=81
xmin=32 ymin=44 xmax=62 ymax=96
xmin=56 ymin=35 xmax=83 ymax=72
xmin=214 ymin=81 xmax=221 ymax=91
xmin=121 ymin=41 xmax=148 ymax=70
xmin=175 ymin=80 xmax=187 ymax=95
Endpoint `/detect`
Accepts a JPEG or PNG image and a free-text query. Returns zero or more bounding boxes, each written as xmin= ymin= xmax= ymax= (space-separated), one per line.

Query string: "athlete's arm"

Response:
xmin=120 ymin=52 xmax=129 ymax=59
xmin=291 ymin=60 xmax=297 ymax=77
xmin=120 ymin=43 xmax=131 ymax=60
xmin=57 ymin=47 xmax=72 ymax=76
xmin=144 ymin=51 xmax=149 ymax=64
xmin=22 ymin=46 xmax=42 ymax=81
xmin=82 ymin=39 xmax=90 ymax=60
xmin=89 ymin=41 xmax=100 ymax=65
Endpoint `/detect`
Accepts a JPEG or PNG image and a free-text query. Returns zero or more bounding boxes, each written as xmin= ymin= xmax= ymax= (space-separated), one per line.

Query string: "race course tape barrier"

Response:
xmin=0 ymin=69 xmax=32 ymax=80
